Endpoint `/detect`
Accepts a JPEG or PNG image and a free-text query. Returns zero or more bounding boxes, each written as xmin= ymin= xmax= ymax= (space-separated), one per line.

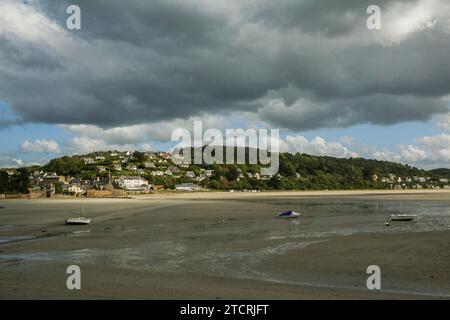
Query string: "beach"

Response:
xmin=1 ymin=190 xmax=450 ymax=299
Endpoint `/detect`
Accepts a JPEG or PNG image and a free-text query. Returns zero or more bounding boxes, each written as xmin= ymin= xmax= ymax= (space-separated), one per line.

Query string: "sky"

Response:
xmin=1 ymin=0 xmax=450 ymax=169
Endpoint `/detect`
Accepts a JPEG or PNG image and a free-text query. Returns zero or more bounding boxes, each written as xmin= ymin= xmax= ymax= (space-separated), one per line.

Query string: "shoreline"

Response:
xmin=2 ymin=188 xmax=450 ymax=202
xmin=135 ymin=188 xmax=450 ymax=199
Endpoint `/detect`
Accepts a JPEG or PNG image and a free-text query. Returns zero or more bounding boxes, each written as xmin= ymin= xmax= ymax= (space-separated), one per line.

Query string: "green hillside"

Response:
xmin=2 ymin=149 xmax=448 ymax=194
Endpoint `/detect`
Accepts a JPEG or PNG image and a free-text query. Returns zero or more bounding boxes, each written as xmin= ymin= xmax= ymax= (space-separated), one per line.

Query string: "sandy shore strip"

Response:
xmin=2 ymin=188 xmax=450 ymax=203
xmin=133 ymin=189 xmax=450 ymax=199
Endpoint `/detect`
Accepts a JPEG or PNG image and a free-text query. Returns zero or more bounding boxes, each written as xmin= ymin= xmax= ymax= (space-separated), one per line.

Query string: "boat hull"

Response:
xmin=277 ymin=212 xmax=300 ymax=218
xmin=389 ymin=214 xmax=416 ymax=221
xmin=65 ymin=217 xmax=92 ymax=225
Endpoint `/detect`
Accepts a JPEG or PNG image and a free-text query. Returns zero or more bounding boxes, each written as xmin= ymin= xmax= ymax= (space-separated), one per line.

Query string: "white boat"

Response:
xmin=65 ymin=192 xmax=92 ymax=225
xmin=389 ymin=214 xmax=417 ymax=221
xmin=277 ymin=210 xmax=300 ymax=218
xmin=65 ymin=216 xmax=92 ymax=225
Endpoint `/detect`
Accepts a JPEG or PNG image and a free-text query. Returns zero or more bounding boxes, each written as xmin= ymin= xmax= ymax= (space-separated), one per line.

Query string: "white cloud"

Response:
xmin=380 ymin=0 xmax=444 ymax=43
xmin=278 ymin=132 xmax=448 ymax=169
xmin=284 ymin=135 xmax=359 ymax=158
xmin=0 ymin=155 xmax=23 ymax=168
xmin=61 ymin=114 xmax=233 ymax=145
xmin=68 ymin=137 xmax=152 ymax=155
xmin=371 ymin=134 xmax=450 ymax=168
xmin=21 ymin=139 xmax=60 ymax=153
xmin=339 ymin=136 xmax=356 ymax=146
xmin=437 ymin=112 xmax=450 ymax=132
xmin=12 ymin=158 xmax=23 ymax=166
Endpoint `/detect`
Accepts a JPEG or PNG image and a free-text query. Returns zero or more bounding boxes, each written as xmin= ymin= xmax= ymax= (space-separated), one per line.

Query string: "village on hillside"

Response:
xmin=1 ymin=150 xmax=450 ymax=198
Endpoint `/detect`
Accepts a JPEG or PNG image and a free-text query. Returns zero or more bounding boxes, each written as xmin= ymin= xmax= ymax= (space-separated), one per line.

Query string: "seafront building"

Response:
xmin=174 ymin=183 xmax=203 ymax=192
xmin=117 ymin=176 xmax=150 ymax=192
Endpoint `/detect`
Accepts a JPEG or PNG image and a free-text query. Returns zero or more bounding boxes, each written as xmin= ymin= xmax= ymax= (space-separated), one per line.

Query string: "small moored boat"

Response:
xmin=277 ymin=210 xmax=300 ymax=218
xmin=65 ymin=191 xmax=92 ymax=225
xmin=389 ymin=214 xmax=417 ymax=221
xmin=65 ymin=216 xmax=92 ymax=225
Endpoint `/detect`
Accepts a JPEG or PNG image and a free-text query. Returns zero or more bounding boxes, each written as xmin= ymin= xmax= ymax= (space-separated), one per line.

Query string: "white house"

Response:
xmin=186 ymin=171 xmax=195 ymax=178
xmin=151 ymin=170 xmax=165 ymax=176
xmin=175 ymin=183 xmax=203 ymax=192
xmin=196 ymin=175 xmax=206 ymax=182
xmin=204 ymin=170 xmax=214 ymax=177
xmin=126 ymin=164 xmax=138 ymax=171
xmin=158 ymin=152 xmax=171 ymax=160
xmin=83 ymin=157 xmax=94 ymax=165
xmin=117 ymin=176 xmax=149 ymax=191
xmin=67 ymin=184 xmax=84 ymax=195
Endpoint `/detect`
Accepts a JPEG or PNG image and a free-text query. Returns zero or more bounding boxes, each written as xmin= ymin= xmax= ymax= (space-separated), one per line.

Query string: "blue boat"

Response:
xmin=277 ymin=210 xmax=300 ymax=218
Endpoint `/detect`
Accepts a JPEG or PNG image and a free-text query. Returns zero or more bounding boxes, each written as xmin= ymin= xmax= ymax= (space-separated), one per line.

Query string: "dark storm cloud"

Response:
xmin=35 ymin=0 xmax=228 ymax=49
xmin=259 ymin=94 xmax=447 ymax=131
xmin=0 ymin=35 xmax=63 ymax=71
xmin=271 ymin=26 xmax=450 ymax=99
xmin=0 ymin=0 xmax=449 ymax=131
xmin=250 ymin=0 xmax=418 ymax=37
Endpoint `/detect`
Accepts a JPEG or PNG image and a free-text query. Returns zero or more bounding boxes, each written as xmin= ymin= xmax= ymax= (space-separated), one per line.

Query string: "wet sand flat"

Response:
xmin=1 ymin=191 xmax=450 ymax=299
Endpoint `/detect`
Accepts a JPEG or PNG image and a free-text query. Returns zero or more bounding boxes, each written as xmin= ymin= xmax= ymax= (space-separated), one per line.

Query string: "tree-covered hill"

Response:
xmin=3 ymin=149 xmax=448 ymax=194
xmin=37 ymin=150 xmax=444 ymax=188
xmin=428 ymin=168 xmax=450 ymax=178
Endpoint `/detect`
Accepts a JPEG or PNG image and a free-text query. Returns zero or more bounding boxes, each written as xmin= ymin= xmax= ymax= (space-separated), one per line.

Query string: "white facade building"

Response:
xmin=175 ymin=183 xmax=203 ymax=192
xmin=117 ymin=176 xmax=149 ymax=191
xmin=204 ymin=170 xmax=214 ymax=177
xmin=186 ymin=171 xmax=195 ymax=178
xmin=83 ymin=157 xmax=94 ymax=164
xmin=67 ymin=184 xmax=84 ymax=195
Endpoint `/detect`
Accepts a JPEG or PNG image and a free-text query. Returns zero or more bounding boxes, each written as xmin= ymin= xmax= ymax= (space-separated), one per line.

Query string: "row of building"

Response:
xmin=372 ymin=174 xmax=449 ymax=189
xmin=27 ymin=170 xmax=204 ymax=194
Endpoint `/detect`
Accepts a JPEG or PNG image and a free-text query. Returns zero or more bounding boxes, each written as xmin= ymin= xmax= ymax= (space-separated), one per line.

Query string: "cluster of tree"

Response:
xmin=200 ymin=153 xmax=431 ymax=191
xmin=428 ymin=168 xmax=450 ymax=178
xmin=42 ymin=156 xmax=83 ymax=176
xmin=0 ymin=169 xmax=30 ymax=194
